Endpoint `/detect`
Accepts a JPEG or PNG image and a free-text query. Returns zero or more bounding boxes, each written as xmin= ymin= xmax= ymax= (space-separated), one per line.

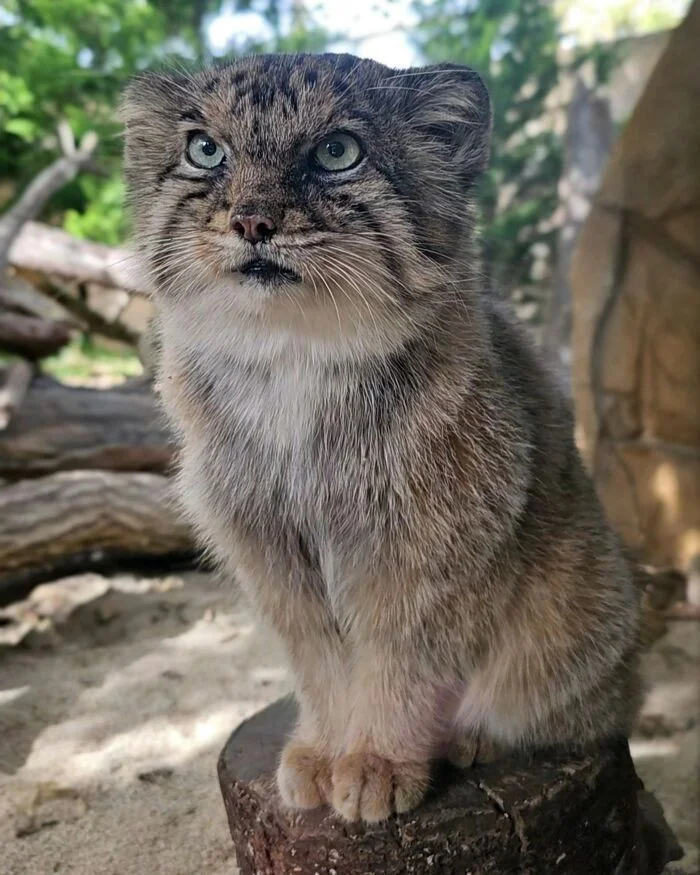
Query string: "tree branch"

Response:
xmin=15 ymin=268 xmax=139 ymax=347
xmin=0 ymin=309 xmax=72 ymax=359
xmin=0 ymin=122 xmax=99 ymax=273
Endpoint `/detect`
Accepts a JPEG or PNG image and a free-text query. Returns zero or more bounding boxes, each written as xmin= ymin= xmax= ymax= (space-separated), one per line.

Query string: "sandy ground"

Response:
xmin=0 ymin=571 xmax=698 ymax=875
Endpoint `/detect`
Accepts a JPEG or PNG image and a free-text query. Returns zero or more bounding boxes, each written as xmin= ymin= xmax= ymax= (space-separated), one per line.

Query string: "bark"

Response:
xmin=0 ymin=471 xmax=194 ymax=597
xmin=0 ymin=375 xmax=174 ymax=479
xmin=14 ymin=268 xmax=139 ymax=346
xmin=218 ymin=699 xmax=683 ymax=875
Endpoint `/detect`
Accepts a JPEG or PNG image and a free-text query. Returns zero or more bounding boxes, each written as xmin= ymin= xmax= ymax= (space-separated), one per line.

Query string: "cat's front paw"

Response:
xmin=331 ymin=752 xmax=429 ymax=823
xmin=277 ymin=740 xmax=332 ymax=810
xmin=447 ymin=732 xmax=505 ymax=768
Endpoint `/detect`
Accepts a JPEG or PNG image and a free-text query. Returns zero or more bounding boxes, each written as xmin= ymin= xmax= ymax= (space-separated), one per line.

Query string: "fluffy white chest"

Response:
xmin=232 ymin=363 xmax=323 ymax=450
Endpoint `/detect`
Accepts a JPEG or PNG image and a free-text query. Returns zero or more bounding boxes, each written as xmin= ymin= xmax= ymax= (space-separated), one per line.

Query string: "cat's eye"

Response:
xmin=186 ymin=132 xmax=225 ymax=169
xmin=312 ymin=132 xmax=363 ymax=172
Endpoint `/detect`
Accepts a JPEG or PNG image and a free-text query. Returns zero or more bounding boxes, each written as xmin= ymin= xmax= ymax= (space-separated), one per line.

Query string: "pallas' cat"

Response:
xmin=122 ymin=53 xmax=641 ymax=823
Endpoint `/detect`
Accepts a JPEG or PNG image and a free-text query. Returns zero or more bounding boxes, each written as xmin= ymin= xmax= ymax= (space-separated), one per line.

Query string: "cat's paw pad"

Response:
xmin=331 ymin=752 xmax=429 ymax=823
xmin=277 ymin=740 xmax=332 ymax=810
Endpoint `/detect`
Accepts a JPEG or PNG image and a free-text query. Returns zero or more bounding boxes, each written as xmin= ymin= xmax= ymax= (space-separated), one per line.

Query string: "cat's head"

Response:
xmin=122 ymin=53 xmax=491 ymax=357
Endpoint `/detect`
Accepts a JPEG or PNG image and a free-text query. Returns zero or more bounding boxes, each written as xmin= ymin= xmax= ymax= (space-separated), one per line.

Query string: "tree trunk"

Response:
xmin=544 ymin=76 xmax=613 ymax=384
xmin=0 ymin=360 xmax=34 ymax=430
xmin=14 ymin=267 xmax=139 ymax=346
xmin=218 ymin=699 xmax=683 ymax=875
xmin=0 ymin=375 xmax=173 ymax=479
xmin=0 ymin=471 xmax=194 ymax=598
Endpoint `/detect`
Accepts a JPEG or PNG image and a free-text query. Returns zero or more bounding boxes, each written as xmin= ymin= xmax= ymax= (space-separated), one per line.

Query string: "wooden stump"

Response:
xmin=218 ymin=699 xmax=682 ymax=875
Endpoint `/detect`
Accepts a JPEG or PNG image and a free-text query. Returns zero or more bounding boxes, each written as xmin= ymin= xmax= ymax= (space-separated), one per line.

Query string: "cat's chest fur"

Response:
xmin=165 ymin=345 xmax=399 ymax=573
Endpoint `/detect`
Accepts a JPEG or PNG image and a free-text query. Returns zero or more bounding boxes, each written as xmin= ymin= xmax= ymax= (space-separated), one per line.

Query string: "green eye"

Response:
xmin=186 ymin=132 xmax=225 ymax=169
xmin=312 ymin=132 xmax=363 ymax=172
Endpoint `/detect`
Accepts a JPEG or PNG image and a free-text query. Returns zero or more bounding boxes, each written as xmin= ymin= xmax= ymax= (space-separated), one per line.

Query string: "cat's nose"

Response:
xmin=231 ymin=213 xmax=276 ymax=244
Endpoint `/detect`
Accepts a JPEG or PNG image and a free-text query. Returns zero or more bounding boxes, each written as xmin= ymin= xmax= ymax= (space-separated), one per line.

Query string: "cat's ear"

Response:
xmin=392 ymin=64 xmax=492 ymax=182
xmin=119 ymin=71 xmax=190 ymax=128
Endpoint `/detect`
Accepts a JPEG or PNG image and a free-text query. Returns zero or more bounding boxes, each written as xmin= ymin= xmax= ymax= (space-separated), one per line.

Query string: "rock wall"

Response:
xmin=571 ymin=0 xmax=700 ymax=572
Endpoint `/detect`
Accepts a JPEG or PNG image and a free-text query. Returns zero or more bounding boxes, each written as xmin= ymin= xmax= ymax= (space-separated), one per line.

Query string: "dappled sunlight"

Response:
xmin=12 ymin=608 xmax=290 ymax=788
xmin=164 ymin=616 xmax=257 ymax=652
xmin=2 ymin=0 xmax=698 ymax=871
xmin=0 ymin=686 xmax=30 ymax=707
xmin=680 ymin=529 xmax=700 ymax=568
xmin=653 ymin=462 xmax=681 ymax=525
xmin=2 ymin=576 xmax=290 ymax=797
xmin=22 ymin=702 xmax=269 ymax=787
xmin=630 ymin=738 xmax=680 ymax=760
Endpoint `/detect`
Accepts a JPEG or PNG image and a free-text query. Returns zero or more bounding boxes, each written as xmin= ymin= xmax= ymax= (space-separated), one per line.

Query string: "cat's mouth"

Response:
xmin=238 ymin=257 xmax=301 ymax=287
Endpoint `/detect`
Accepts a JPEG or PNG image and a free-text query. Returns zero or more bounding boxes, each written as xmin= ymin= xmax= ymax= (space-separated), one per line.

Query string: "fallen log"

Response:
xmin=0 ymin=375 xmax=173 ymax=479
xmin=0 ymin=309 xmax=72 ymax=359
xmin=219 ymin=699 xmax=684 ymax=875
xmin=13 ymin=267 xmax=140 ymax=346
xmin=8 ymin=221 xmax=148 ymax=296
xmin=0 ymin=361 xmax=34 ymax=430
xmin=0 ymin=470 xmax=195 ymax=599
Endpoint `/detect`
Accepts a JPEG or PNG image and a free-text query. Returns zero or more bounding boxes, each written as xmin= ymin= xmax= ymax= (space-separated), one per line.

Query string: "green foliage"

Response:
xmin=556 ymin=0 xmax=688 ymax=42
xmin=43 ymin=336 xmax=143 ymax=385
xmin=414 ymin=0 xmax=563 ymax=296
xmin=63 ymin=174 xmax=128 ymax=245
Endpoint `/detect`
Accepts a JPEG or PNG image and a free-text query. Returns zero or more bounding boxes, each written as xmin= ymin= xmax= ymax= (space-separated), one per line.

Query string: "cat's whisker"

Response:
xmin=325 ymin=245 xmax=419 ymax=306
xmin=316 ymin=263 xmax=370 ymax=333
xmin=305 ymin=262 xmax=344 ymax=336
xmin=281 ymin=284 xmax=308 ymax=322
xmin=320 ymin=259 xmax=382 ymax=338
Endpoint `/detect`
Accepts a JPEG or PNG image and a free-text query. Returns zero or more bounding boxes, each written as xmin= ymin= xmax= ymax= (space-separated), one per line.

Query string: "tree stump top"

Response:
xmin=218 ymin=698 xmax=682 ymax=875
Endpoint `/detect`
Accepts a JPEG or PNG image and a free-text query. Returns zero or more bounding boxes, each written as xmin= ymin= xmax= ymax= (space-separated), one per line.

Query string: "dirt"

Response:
xmin=0 ymin=572 xmax=697 ymax=875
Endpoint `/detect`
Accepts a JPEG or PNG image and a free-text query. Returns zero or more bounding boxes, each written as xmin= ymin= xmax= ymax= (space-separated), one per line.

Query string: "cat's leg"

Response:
xmin=329 ymin=659 xmax=436 ymax=822
xmin=445 ymin=731 xmax=478 ymax=768
xmin=275 ymin=614 xmax=345 ymax=809
xmin=329 ymin=576 xmax=461 ymax=823
xmin=232 ymin=541 xmax=347 ymax=810
xmin=277 ymin=734 xmax=333 ymax=809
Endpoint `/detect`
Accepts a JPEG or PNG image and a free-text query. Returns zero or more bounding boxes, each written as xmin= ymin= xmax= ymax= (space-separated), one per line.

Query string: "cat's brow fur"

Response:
xmin=122 ymin=52 xmax=641 ymax=823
